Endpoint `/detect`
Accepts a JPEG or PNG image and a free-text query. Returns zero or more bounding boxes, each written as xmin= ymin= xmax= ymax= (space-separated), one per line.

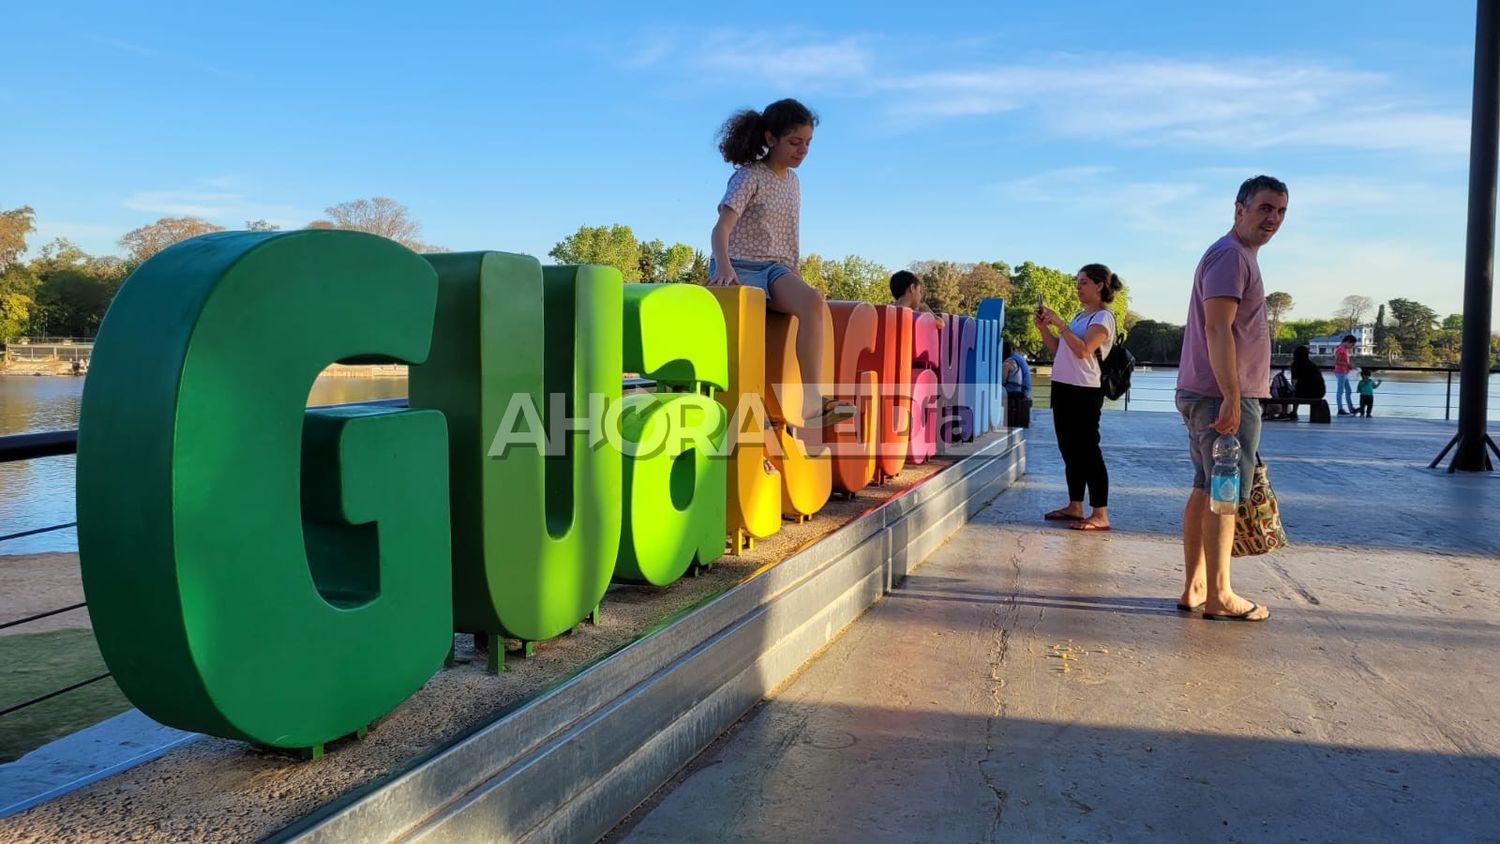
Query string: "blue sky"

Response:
xmin=1 ymin=1 xmax=1488 ymax=325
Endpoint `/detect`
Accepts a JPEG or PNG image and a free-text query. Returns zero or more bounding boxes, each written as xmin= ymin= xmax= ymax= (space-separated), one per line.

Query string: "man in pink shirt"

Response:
xmin=1333 ymin=335 xmax=1357 ymax=415
xmin=1173 ymin=176 xmax=1287 ymax=623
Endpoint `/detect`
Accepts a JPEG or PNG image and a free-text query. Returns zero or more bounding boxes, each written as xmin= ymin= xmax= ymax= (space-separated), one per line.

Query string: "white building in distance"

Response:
xmin=1306 ymin=324 xmax=1376 ymax=357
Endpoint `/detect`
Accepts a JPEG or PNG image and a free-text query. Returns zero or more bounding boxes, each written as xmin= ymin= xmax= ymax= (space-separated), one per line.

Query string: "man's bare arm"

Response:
xmin=1203 ymin=296 xmax=1241 ymax=434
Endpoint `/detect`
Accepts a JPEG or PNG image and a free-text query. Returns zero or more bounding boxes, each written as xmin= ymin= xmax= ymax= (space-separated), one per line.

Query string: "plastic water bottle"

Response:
xmin=1209 ymin=434 xmax=1241 ymax=515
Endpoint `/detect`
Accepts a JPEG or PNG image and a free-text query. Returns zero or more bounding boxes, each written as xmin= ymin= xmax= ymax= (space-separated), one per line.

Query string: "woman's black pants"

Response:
xmin=1050 ymin=381 xmax=1108 ymax=508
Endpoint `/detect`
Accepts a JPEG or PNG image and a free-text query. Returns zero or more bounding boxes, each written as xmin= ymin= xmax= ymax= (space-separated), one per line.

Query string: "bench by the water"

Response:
xmin=1261 ymin=396 xmax=1330 ymax=423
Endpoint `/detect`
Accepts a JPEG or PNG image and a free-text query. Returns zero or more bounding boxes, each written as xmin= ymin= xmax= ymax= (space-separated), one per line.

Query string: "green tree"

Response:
xmin=549 ymin=224 xmax=642 ymax=282
xmin=28 ymin=240 xmax=128 ymax=337
xmin=799 ymin=254 xmax=829 ymax=295
xmin=1122 ymin=319 xmax=1185 ymax=364
xmin=1265 ymin=291 xmax=1293 ymax=351
xmin=1373 ymin=303 xmax=1387 ymax=349
xmin=1 ymin=206 xmax=37 ymax=273
xmin=662 ymin=243 xmax=697 ymax=283
xmin=636 ymin=238 xmax=666 ymax=282
xmin=636 ymin=240 xmax=697 ymax=283
xmin=911 ymin=260 xmax=962 ymax=314
xmin=1387 ymin=298 xmax=1438 ymax=365
xmin=683 ymin=250 xmax=710 ymax=285
xmin=1434 ymin=313 xmax=1464 ymax=365
xmin=119 ymin=216 xmax=225 ymax=265
xmin=0 ymin=206 xmax=39 ymax=342
xmin=823 ymin=255 xmax=889 ymax=302
xmin=1283 ymin=318 xmax=1339 ymax=346
xmin=1380 ymin=334 xmax=1403 ymax=363
xmin=1004 ymin=261 xmax=1078 ymax=356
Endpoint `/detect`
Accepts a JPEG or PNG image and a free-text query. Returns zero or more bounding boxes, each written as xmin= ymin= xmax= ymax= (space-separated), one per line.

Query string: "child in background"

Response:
xmin=1357 ymin=368 xmax=1382 ymax=417
xmin=890 ymin=270 xmax=935 ymax=315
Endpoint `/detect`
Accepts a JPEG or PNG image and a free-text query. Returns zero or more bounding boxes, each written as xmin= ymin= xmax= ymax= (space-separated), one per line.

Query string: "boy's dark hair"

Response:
xmin=1078 ymin=263 xmax=1124 ymax=304
xmin=1236 ymin=175 xmax=1288 ymax=205
xmin=718 ymin=99 xmax=819 ymax=166
xmin=1342 ymin=334 xmax=1357 ymax=344
xmin=1361 ymin=367 xmax=1375 ymax=376
xmin=890 ymin=270 xmax=920 ymax=301
xmin=1003 ymin=340 xmax=1014 ymax=358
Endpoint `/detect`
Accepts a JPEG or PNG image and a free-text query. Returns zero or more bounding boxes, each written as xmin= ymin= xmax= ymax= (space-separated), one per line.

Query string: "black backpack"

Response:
xmin=1089 ymin=313 xmax=1135 ymax=400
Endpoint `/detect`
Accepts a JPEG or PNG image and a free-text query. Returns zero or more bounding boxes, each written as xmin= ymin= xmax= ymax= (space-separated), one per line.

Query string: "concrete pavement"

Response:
xmin=610 ymin=411 xmax=1500 ymax=842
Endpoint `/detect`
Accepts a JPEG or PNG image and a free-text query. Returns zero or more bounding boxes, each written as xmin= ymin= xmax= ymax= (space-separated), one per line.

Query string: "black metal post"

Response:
xmin=1437 ymin=0 xmax=1500 ymax=472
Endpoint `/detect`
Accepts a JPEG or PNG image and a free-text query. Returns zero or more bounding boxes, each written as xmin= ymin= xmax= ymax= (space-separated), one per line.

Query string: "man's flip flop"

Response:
xmin=1176 ymin=602 xmax=1206 ymax=613
xmin=1069 ymin=521 xmax=1111 ymax=532
xmin=1044 ymin=509 xmax=1084 ymax=521
xmin=1202 ymin=603 xmax=1269 ymax=622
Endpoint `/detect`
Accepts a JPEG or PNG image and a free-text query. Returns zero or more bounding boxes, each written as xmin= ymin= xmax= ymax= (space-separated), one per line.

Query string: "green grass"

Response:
xmin=0 ymin=629 xmax=132 ymax=763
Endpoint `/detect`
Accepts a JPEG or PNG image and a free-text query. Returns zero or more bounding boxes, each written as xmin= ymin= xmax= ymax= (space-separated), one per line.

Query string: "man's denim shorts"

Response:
xmin=1175 ymin=391 xmax=1262 ymax=501
xmin=708 ymin=258 xmax=794 ymax=293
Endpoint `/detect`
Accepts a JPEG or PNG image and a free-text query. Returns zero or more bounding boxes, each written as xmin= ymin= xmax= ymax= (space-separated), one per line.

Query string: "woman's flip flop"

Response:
xmin=1069 ymin=521 xmax=1112 ymax=532
xmin=1044 ymin=509 xmax=1084 ymax=521
xmin=1202 ymin=603 xmax=1270 ymax=622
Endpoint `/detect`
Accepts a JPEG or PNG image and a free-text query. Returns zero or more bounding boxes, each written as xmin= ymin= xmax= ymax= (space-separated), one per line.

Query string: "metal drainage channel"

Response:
xmin=281 ymin=428 xmax=1027 ymax=844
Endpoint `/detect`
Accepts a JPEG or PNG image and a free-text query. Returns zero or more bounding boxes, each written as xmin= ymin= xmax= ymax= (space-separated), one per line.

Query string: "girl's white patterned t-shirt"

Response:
xmin=720 ymin=162 xmax=800 ymax=268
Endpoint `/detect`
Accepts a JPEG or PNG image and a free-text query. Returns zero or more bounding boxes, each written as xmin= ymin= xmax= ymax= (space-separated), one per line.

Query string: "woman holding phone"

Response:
xmin=1035 ymin=264 xmax=1124 ymax=531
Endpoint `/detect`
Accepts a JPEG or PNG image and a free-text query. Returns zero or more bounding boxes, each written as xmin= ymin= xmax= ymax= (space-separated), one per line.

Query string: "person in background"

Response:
xmin=1002 ymin=339 xmax=1032 ymax=427
xmin=1357 ymin=367 xmax=1383 ymax=417
xmin=1334 ymin=334 xmax=1357 ymax=416
xmin=1288 ymin=344 xmax=1325 ymax=422
xmin=1264 ymin=368 xmax=1294 ymax=420
xmin=890 ymin=270 xmax=935 ymax=315
xmin=1035 ymin=264 xmax=1123 ymax=532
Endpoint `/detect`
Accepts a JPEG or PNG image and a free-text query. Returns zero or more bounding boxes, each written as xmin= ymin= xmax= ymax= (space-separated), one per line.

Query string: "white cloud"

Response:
xmin=883 ymin=56 xmax=1466 ymax=156
xmin=624 ymin=27 xmax=1465 ymax=158
xmin=122 ymin=179 xmax=316 ymax=230
xmin=618 ymin=28 xmax=875 ymax=86
xmin=89 ymin=33 xmax=244 ymax=79
xmin=95 ymin=35 xmax=160 ymax=59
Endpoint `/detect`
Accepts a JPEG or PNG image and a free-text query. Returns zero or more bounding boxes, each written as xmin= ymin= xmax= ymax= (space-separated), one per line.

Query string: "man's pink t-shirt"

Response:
xmin=1175 ymin=234 xmax=1271 ymax=399
xmin=1334 ymin=345 xmax=1351 ymax=374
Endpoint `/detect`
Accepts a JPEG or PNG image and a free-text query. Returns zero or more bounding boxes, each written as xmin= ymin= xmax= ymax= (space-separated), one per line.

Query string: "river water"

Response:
xmin=0 ymin=376 xmax=407 ymax=555
xmin=3 ymin=369 xmax=1497 ymax=554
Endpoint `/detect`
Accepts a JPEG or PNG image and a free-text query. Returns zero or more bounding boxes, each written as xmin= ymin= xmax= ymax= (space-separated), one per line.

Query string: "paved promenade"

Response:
xmin=612 ymin=411 xmax=1500 ymax=842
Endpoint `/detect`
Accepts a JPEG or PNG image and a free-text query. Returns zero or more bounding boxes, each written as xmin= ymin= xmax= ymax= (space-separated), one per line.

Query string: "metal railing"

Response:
xmin=0 ymin=383 xmax=657 ymax=726
xmin=1024 ymin=361 xmax=1500 ymax=421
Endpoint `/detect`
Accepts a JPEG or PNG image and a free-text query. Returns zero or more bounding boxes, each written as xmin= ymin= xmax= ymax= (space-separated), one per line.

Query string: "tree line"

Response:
xmin=6 ymin=199 xmax=1498 ymax=367
xmin=549 ymin=225 xmax=1132 ymax=351
xmin=3 ymin=205 xmax=1133 ymax=349
xmin=1125 ymin=291 xmax=1500 ymax=367
xmin=0 ymin=199 xmax=441 ymax=341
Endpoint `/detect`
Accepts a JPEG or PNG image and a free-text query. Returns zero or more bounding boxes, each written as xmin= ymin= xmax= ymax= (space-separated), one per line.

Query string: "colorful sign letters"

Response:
xmin=76 ymin=230 xmax=1005 ymax=750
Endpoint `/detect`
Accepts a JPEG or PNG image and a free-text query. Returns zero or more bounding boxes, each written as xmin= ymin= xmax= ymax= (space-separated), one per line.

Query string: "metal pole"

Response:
xmin=1446 ymin=369 xmax=1454 ymax=421
xmin=1442 ymin=0 xmax=1500 ymax=471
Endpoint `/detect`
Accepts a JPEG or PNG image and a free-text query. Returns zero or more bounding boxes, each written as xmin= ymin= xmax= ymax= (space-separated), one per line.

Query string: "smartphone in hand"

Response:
xmin=1034 ymin=294 xmax=1045 ymax=318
